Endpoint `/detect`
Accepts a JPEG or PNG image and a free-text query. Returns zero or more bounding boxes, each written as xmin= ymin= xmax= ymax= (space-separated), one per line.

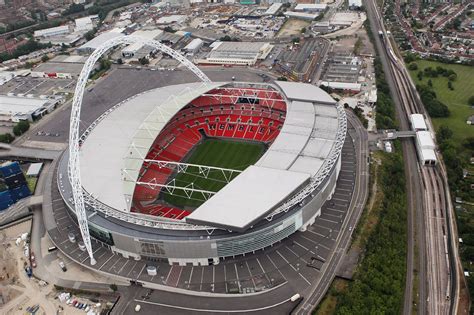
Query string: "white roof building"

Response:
xmin=34 ymin=25 xmax=70 ymax=38
xmin=264 ymin=3 xmax=283 ymax=15
xmin=75 ymin=15 xmax=98 ymax=32
xmin=77 ymin=29 xmax=125 ymax=54
xmin=202 ymin=42 xmax=273 ymax=66
xmin=348 ymin=0 xmax=362 ymax=7
xmin=156 ymin=15 xmax=187 ymax=25
xmin=284 ymin=11 xmax=320 ymax=20
xmin=0 ymin=95 xmax=58 ymax=122
xmin=0 ymin=72 xmax=15 ymax=86
xmin=294 ymin=4 xmax=328 ymax=11
xmin=121 ymin=30 xmax=163 ymax=58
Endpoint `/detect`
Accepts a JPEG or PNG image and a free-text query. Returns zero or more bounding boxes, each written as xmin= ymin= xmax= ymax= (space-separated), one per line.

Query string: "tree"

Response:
xmin=110 ymin=284 xmax=118 ymax=292
xmin=468 ymin=95 xmax=474 ymax=106
xmin=301 ymin=27 xmax=306 ymax=33
xmin=139 ymin=57 xmax=149 ymax=65
xmin=0 ymin=133 xmax=15 ymax=143
xmin=427 ymin=79 xmax=433 ymax=87
xmin=41 ymin=55 xmax=49 ymax=62
xmin=117 ymin=58 xmax=123 ymax=65
xmin=448 ymin=81 xmax=453 ymax=90
xmin=408 ymin=62 xmax=418 ymax=71
xmin=13 ymin=120 xmax=30 ymax=136
xmin=417 ymin=71 xmax=423 ymax=81
xmin=448 ymin=73 xmax=457 ymax=81
xmin=437 ymin=125 xmax=453 ymax=143
xmin=164 ymin=26 xmax=176 ymax=33
xmin=277 ymin=76 xmax=288 ymax=81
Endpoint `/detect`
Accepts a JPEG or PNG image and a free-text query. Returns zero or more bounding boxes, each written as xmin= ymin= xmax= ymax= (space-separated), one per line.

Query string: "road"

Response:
xmin=293 ymin=111 xmax=369 ymax=314
xmin=364 ymin=0 xmax=462 ymax=313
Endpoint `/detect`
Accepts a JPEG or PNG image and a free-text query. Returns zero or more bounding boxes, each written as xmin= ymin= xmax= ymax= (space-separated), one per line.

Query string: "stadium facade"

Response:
xmin=58 ymin=79 xmax=346 ymax=266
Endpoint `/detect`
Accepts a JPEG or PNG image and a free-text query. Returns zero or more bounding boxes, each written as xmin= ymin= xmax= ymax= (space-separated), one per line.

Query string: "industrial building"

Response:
xmin=76 ymin=29 xmax=125 ymax=54
xmin=182 ymin=38 xmax=204 ymax=55
xmin=275 ymin=38 xmax=323 ymax=82
xmin=284 ymin=11 xmax=320 ymax=20
xmin=31 ymin=55 xmax=87 ymax=79
xmin=294 ymin=3 xmax=328 ymax=12
xmin=0 ymin=95 xmax=60 ymax=122
xmin=348 ymin=0 xmax=362 ymax=7
xmin=0 ymin=72 xmax=15 ymax=85
xmin=156 ymin=15 xmax=187 ymax=25
xmin=75 ymin=15 xmax=99 ymax=32
xmin=200 ymin=41 xmax=273 ymax=65
xmin=34 ymin=25 xmax=71 ymax=38
xmin=121 ymin=29 xmax=163 ymax=59
xmin=320 ymin=53 xmax=362 ymax=92
xmin=264 ymin=3 xmax=283 ymax=15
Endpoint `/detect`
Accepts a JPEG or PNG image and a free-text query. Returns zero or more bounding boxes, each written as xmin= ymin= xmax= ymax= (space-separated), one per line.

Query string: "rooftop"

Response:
xmin=0 ymin=95 xmax=52 ymax=115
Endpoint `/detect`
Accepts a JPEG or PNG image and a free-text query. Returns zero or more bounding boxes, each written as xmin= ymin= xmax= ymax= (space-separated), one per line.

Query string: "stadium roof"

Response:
xmin=274 ymin=81 xmax=336 ymax=104
xmin=185 ymin=166 xmax=310 ymax=231
xmin=80 ymin=81 xmax=341 ymax=229
xmin=80 ymin=82 xmax=220 ymax=212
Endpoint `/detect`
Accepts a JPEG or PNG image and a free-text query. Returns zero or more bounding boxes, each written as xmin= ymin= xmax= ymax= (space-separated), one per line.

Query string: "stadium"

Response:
xmin=56 ymin=37 xmax=347 ymax=267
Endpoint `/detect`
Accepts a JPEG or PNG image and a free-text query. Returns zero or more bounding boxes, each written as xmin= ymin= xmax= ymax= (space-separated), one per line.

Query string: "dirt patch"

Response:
xmin=277 ymin=19 xmax=310 ymax=38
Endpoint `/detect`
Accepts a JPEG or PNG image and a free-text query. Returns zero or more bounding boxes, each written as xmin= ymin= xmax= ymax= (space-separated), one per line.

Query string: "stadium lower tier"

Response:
xmin=57 ymin=150 xmax=342 ymax=266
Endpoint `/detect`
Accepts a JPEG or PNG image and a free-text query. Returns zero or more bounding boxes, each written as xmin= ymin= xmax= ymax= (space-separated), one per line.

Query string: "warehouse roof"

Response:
xmin=0 ymin=95 xmax=51 ymax=115
xmin=78 ymin=29 xmax=125 ymax=51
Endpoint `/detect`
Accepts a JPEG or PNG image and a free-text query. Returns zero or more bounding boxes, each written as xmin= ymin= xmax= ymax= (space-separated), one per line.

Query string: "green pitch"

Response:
xmin=162 ymin=139 xmax=265 ymax=208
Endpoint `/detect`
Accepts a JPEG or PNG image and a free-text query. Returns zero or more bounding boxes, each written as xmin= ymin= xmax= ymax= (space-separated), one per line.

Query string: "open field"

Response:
xmin=162 ymin=139 xmax=265 ymax=208
xmin=277 ymin=19 xmax=310 ymax=38
xmin=408 ymin=60 xmax=474 ymax=145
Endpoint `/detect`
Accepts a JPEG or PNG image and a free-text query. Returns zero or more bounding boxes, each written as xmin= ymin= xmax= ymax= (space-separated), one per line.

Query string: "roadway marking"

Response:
xmin=245 ymin=261 xmax=257 ymax=289
xmin=117 ymin=259 xmax=129 ymax=275
xmin=137 ymin=263 xmax=146 ymax=280
xmin=234 ymin=264 xmax=241 ymax=292
xmin=133 ymin=298 xmax=291 ymax=313
xmin=165 ymin=266 xmax=173 ymax=284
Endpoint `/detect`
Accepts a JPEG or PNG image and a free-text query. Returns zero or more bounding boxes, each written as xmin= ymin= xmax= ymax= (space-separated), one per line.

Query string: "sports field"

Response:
xmin=162 ymin=139 xmax=265 ymax=208
xmin=408 ymin=60 xmax=474 ymax=145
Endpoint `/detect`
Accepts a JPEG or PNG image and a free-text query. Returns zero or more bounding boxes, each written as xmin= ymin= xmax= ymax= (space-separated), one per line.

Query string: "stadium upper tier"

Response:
xmin=79 ymin=81 xmax=345 ymax=231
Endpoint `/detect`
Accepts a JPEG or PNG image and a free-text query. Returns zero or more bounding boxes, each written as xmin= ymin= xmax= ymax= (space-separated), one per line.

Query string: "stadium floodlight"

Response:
xmin=68 ymin=35 xmax=211 ymax=265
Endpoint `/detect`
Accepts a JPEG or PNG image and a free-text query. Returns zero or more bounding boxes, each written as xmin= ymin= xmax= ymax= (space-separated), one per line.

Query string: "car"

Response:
xmin=348 ymin=226 xmax=353 ymax=232
xmin=72 ymin=300 xmax=77 ymax=307
xmin=59 ymin=261 xmax=67 ymax=272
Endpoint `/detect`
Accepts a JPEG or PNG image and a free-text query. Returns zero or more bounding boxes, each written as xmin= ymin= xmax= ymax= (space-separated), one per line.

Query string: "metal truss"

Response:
xmin=68 ymin=35 xmax=211 ymax=265
xmin=201 ymin=86 xmax=285 ymax=109
xmin=143 ymin=159 xmax=241 ymax=183
xmin=265 ymin=102 xmax=347 ymax=221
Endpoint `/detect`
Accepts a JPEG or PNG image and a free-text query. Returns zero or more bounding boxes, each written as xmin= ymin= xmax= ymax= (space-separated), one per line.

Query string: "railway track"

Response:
xmin=366 ymin=0 xmax=460 ymax=312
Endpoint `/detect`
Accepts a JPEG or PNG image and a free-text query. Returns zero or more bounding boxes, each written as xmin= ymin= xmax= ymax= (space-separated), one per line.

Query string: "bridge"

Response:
xmin=381 ymin=130 xmax=416 ymax=140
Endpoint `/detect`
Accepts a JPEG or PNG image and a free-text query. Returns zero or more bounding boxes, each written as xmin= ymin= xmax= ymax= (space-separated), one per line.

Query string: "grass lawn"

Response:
xmin=162 ymin=139 xmax=265 ymax=208
xmin=26 ymin=176 xmax=37 ymax=194
xmin=408 ymin=60 xmax=474 ymax=145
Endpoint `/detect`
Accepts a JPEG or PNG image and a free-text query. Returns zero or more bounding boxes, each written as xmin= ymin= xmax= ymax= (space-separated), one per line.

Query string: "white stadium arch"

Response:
xmin=68 ymin=36 xmax=212 ymax=265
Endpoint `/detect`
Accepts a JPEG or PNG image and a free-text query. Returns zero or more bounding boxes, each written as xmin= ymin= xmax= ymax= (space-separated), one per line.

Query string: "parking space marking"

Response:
xmin=199 ymin=267 xmax=204 ymax=291
xmin=245 ymin=261 xmax=257 ymax=289
xmin=98 ymin=254 xmax=115 ymax=270
xmin=117 ymin=259 xmax=129 ymax=275
xmin=233 ymin=264 xmax=241 ymax=292
xmin=137 ymin=263 xmax=146 ymax=279
xmin=319 ymin=217 xmax=340 ymax=224
xmin=223 ymin=264 xmax=228 ymax=292
xmin=285 ymin=246 xmax=308 ymax=264
xmin=188 ymin=266 xmax=194 ymax=287
xmin=125 ymin=261 xmax=138 ymax=278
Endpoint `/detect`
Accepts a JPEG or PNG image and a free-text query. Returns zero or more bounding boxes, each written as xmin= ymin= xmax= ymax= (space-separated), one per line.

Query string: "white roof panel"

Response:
xmin=80 ymin=82 xmax=221 ymax=212
xmin=275 ymin=81 xmax=336 ymax=104
xmin=289 ymin=156 xmax=324 ymax=176
xmin=186 ymin=166 xmax=310 ymax=231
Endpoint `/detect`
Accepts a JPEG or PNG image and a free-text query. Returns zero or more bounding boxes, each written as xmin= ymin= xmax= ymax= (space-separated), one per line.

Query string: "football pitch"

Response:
xmin=162 ymin=139 xmax=265 ymax=208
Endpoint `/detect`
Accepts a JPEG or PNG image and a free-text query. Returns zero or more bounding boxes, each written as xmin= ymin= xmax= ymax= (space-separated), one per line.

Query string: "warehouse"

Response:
xmin=31 ymin=55 xmax=87 ymax=79
xmin=200 ymin=41 xmax=273 ymax=66
xmin=76 ymin=29 xmax=125 ymax=54
xmin=264 ymin=3 xmax=283 ymax=15
xmin=34 ymin=25 xmax=71 ymax=38
xmin=121 ymin=29 xmax=163 ymax=59
xmin=284 ymin=11 xmax=320 ymax=20
xmin=0 ymin=95 xmax=60 ymax=122
xmin=183 ymin=38 xmax=204 ymax=55
xmin=75 ymin=15 xmax=99 ymax=32
xmin=294 ymin=4 xmax=328 ymax=12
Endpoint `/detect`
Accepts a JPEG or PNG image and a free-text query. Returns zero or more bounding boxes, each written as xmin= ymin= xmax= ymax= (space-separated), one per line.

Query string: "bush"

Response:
xmin=0 ymin=133 xmax=15 ymax=143
xmin=468 ymin=95 xmax=474 ymax=106
xmin=408 ymin=62 xmax=418 ymax=70
xmin=13 ymin=120 xmax=30 ymax=136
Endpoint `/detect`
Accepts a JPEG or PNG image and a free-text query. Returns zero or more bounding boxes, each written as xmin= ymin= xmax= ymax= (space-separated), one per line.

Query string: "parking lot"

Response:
xmin=48 ymin=130 xmax=356 ymax=298
xmin=0 ymin=77 xmax=75 ymax=96
xmin=25 ymin=67 xmax=270 ymax=144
